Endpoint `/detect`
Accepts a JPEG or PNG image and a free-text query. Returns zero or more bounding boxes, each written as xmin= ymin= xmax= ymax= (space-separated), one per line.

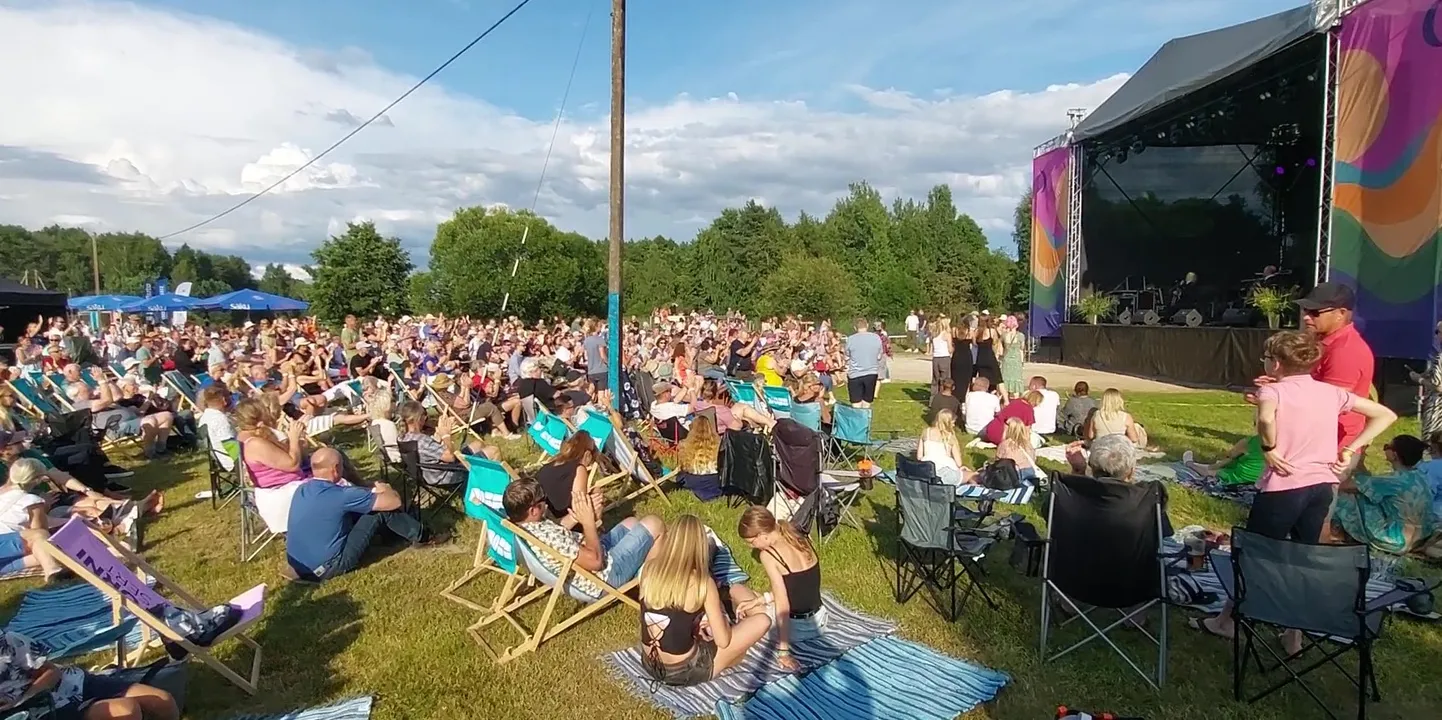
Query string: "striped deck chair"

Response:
xmin=39 ymin=517 xmax=267 ymax=693
xmin=424 ymin=382 xmax=483 ymax=445
xmin=162 ymin=371 xmax=201 ymax=411
xmin=4 ymin=583 xmax=145 ymax=666
xmin=487 ymin=519 xmax=642 ymax=663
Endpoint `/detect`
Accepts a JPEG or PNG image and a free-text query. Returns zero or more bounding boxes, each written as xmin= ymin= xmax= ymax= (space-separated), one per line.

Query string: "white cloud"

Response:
xmin=0 ymin=0 xmax=1127 ymax=268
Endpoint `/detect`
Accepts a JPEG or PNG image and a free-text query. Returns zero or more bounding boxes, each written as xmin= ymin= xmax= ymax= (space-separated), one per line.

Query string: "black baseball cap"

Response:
xmin=1296 ymin=282 xmax=1355 ymax=311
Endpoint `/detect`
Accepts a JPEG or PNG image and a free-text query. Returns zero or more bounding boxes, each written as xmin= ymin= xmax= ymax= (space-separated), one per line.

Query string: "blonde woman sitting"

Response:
xmin=676 ymin=415 xmax=722 ymax=501
xmin=639 ymin=515 xmax=772 ymax=687
xmin=1084 ymin=388 xmax=1152 ymax=450
xmin=738 ymin=506 xmax=822 ymax=673
xmin=915 ymin=408 xmax=971 ymax=485
xmin=995 ymin=417 xmax=1040 ymax=484
xmin=0 ymin=459 xmax=68 ymax=583
xmin=366 ymin=388 xmax=401 ymax=464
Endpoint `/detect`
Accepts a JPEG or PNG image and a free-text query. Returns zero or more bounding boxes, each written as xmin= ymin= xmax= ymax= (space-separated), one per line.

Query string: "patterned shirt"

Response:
xmin=520 ymin=520 xmax=611 ymax=598
xmin=0 ymin=631 xmax=84 ymax=709
xmin=399 ymin=431 xmax=462 ymax=486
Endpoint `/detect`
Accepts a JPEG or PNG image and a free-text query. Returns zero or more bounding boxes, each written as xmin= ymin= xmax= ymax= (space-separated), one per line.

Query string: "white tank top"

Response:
xmin=930 ymin=335 xmax=951 ymax=358
xmin=919 ymin=438 xmax=960 ymax=471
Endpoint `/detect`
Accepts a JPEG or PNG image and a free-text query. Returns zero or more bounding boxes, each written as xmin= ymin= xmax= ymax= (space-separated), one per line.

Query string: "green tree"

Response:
xmin=758 ymin=255 xmax=859 ymax=322
xmin=257 ymin=264 xmax=297 ymax=297
xmin=690 ymin=200 xmax=789 ymax=314
xmin=310 ymin=222 xmax=414 ymax=323
xmin=622 ymin=236 xmax=697 ymax=315
xmin=1011 ymin=193 xmax=1033 ymax=310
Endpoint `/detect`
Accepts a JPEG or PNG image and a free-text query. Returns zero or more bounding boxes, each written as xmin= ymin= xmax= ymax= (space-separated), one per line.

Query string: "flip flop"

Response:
xmin=1188 ymin=616 xmax=1232 ymax=640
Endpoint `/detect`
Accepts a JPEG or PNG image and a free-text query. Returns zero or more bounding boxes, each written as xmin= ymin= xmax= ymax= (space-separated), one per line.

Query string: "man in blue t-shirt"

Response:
xmin=844 ymin=317 xmax=884 ymax=407
xmin=284 ymin=448 xmax=441 ymax=582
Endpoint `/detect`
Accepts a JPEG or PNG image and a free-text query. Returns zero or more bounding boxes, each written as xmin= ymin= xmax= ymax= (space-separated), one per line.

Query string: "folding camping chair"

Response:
xmin=771 ymin=419 xmax=825 ymax=538
xmin=1039 ymin=473 xmax=1172 ymax=689
xmin=720 ymin=429 xmax=775 ymax=507
xmin=200 ymin=432 xmax=240 ymax=510
xmin=762 ymin=385 xmax=793 ymax=419
xmin=894 ymin=455 xmax=996 ymax=620
xmin=789 ymin=401 xmax=823 ymax=432
xmin=824 ymin=403 xmax=902 ymax=470
xmin=365 ymin=423 xmax=404 ymax=486
xmin=1211 ymin=529 xmax=1440 ymax=720
xmin=39 ymin=517 xmax=266 ymax=693
xmin=397 ymin=440 xmax=467 ymax=525
xmin=236 ymin=445 xmax=289 ymax=562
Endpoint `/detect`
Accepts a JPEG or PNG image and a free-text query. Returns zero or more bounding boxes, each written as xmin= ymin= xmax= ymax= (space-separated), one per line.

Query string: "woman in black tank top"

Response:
xmin=738 ymin=506 xmax=823 ymax=673
xmin=638 ymin=515 xmax=772 ymax=686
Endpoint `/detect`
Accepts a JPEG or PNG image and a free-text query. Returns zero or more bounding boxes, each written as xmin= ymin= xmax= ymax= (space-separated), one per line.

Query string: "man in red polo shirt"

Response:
xmin=1297 ymin=282 xmax=1375 ymax=450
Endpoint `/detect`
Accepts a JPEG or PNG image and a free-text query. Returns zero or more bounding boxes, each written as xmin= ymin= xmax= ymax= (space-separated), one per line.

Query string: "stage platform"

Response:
xmin=1059 ymin=323 xmax=1270 ymax=389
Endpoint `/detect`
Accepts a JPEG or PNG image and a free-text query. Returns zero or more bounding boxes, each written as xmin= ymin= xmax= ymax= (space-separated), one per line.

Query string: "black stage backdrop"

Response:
xmin=1062 ymin=324 xmax=1270 ymax=388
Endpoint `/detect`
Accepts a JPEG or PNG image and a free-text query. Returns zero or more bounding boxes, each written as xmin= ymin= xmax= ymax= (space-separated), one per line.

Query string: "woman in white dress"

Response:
xmin=915 ymin=408 xmax=971 ymax=485
xmin=929 ymin=317 xmax=952 ymax=401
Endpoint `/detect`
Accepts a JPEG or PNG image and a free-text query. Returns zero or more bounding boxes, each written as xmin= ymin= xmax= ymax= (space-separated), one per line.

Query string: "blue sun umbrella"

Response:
xmin=196 ymin=289 xmax=309 ymax=312
xmin=116 ymin=293 xmax=207 ymax=313
xmin=67 ymin=295 xmax=143 ymax=312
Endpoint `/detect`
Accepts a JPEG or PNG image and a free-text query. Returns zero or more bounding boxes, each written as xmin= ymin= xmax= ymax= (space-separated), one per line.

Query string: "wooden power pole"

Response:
xmin=90 ymin=234 xmax=101 ymax=294
xmin=607 ymin=0 xmax=625 ymax=408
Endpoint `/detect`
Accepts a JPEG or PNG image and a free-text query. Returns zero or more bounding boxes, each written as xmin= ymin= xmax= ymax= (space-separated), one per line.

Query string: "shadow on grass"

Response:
xmin=1173 ymin=424 xmax=1248 ymax=448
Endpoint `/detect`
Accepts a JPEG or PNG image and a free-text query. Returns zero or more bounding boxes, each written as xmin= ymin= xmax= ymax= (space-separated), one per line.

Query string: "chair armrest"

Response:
xmin=1366 ymin=577 xmax=1442 ymax=614
xmin=419 ymin=461 xmax=467 ymax=473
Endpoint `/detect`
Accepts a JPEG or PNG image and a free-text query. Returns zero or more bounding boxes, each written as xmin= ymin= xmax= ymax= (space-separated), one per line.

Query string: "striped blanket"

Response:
xmin=226 ymin=696 xmax=373 ymax=720
xmin=955 ymin=483 xmax=1035 ymax=505
xmin=605 ymin=594 xmax=898 ymax=718
xmin=714 ymin=636 xmax=1008 ymax=720
xmin=4 ymin=583 xmax=143 ymax=660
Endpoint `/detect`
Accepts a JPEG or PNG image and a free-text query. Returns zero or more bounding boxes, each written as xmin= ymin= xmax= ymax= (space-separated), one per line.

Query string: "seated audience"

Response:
xmin=738 ymin=506 xmax=822 ymax=673
xmin=73 ymin=367 xmax=171 ymax=458
xmin=962 ymin=377 xmax=1000 ymax=436
xmin=503 ymin=476 xmax=664 ymax=599
xmin=1084 ymin=388 xmax=1149 ymax=449
xmin=537 ymin=433 xmax=603 ymax=517
xmin=196 ymin=385 xmax=237 ymax=471
xmin=1 ymin=436 xmax=160 ymax=528
xmin=0 ymin=459 xmax=67 ymax=581
xmin=1329 ymin=434 xmax=1437 ymax=555
xmin=639 ymin=514 xmax=772 ymax=686
xmin=285 ymin=448 xmax=441 ymax=582
xmin=981 ymin=391 xmax=1040 ymax=446
xmin=1183 ymin=436 xmax=1264 ymax=487
xmin=915 ymin=408 xmax=969 ymax=485
xmin=1059 ymin=381 xmax=1096 ymax=436
xmin=0 ymin=630 xmax=179 ymax=720
xmin=996 ymin=417 xmax=1039 ymax=483
xmin=676 ymin=415 xmax=722 ymax=500
xmin=1029 ymin=376 xmax=1060 ymax=436
xmin=1062 ymin=435 xmax=1173 ymax=536
xmin=234 ymin=397 xmax=308 ymax=490
xmin=927 ymin=379 xmax=962 ymax=425
xmin=397 ymin=401 xmax=493 ymax=488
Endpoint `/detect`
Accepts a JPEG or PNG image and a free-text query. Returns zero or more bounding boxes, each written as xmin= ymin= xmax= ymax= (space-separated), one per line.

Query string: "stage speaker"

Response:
xmin=1219 ymin=308 xmax=1252 ymax=327
xmin=1142 ymin=310 xmax=1160 ymax=326
xmin=1171 ymin=309 xmax=1203 ymax=327
xmin=1117 ymin=308 xmax=1132 ymax=325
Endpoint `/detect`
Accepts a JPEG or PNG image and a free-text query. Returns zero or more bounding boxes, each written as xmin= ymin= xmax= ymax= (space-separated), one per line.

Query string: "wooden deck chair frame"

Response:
xmin=424 ymin=382 xmax=484 ymax=446
xmin=37 ymin=519 xmax=265 ymax=694
xmin=485 ymin=520 xmax=640 ymax=663
xmin=589 ymin=409 xmax=675 ymax=509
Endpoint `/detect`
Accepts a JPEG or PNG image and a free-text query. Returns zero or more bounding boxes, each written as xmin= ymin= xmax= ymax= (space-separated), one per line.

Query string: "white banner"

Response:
xmin=171 ymin=281 xmax=193 ymax=328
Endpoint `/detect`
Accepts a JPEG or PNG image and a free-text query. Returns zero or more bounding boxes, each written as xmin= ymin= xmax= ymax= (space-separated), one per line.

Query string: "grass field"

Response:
xmin=10 ymin=383 xmax=1441 ymax=720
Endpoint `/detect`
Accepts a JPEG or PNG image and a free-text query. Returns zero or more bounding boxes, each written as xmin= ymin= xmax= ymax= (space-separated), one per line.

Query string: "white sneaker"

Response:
xmin=1182 ymin=450 xmax=1194 ymax=464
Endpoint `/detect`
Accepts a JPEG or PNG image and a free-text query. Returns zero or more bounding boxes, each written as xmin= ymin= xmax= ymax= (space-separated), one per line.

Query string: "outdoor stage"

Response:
xmin=1027 ymin=0 xmax=1442 ymax=393
xmin=1058 ymin=324 xmax=1270 ymax=388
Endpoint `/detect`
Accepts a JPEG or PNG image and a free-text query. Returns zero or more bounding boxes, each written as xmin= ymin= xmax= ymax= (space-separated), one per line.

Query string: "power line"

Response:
xmin=159 ymin=0 xmax=538 ymax=241
xmin=500 ymin=0 xmax=596 ymax=314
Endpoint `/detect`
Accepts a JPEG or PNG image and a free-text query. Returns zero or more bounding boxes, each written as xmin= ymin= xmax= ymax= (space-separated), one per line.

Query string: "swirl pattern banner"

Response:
xmin=1029 ymin=147 xmax=1070 ymax=338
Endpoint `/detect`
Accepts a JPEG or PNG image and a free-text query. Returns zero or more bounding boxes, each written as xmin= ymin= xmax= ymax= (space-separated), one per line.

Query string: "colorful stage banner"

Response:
xmin=1333 ymin=0 xmax=1442 ymax=358
xmin=1029 ymin=147 xmax=1070 ymax=338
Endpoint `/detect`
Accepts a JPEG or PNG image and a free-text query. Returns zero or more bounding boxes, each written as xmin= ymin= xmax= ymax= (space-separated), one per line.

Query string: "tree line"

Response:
xmin=4 ymin=182 xmax=1035 ymax=326
xmin=0 ymin=224 xmax=308 ymax=300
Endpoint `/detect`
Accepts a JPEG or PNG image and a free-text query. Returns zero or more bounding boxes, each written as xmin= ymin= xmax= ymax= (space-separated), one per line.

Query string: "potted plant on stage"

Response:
xmin=1248 ymin=285 xmax=1296 ymax=329
xmin=1074 ymin=293 xmax=1117 ymax=326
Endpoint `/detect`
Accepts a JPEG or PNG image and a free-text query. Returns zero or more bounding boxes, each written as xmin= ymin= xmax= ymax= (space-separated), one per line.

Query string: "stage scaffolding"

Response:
xmin=1314 ymin=22 xmax=1340 ymax=285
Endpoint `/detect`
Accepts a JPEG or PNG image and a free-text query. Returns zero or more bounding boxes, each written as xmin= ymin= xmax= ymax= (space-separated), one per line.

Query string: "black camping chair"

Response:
xmin=719 ymin=429 xmax=774 ymax=507
xmin=200 ymin=432 xmax=240 ymax=510
xmin=397 ymin=440 xmax=466 ymax=524
xmin=771 ymin=419 xmax=824 ymax=537
xmin=894 ymin=454 xmax=996 ymax=621
xmin=365 ymin=423 xmax=404 ymax=486
xmin=1211 ymin=529 xmax=1441 ymax=720
xmin=1039 ymin=473 xmax=1172 ymax=689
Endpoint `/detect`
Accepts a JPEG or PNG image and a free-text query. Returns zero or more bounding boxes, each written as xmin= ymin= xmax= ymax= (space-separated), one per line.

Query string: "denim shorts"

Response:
xmin=709 ymin=536 xmax=750 ymax=587
xmin=0 ymin=533 xmax=27 ymax=575
xmin=601 ymin=523 xmax=656 ymax=586
xmin=51 ymin=672 xmax=142 ymax=720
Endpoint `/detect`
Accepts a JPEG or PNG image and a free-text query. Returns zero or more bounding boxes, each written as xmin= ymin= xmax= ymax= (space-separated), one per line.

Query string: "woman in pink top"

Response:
xmin=1194 ymin=331 xmax=1395 ymax=650
xmin=234 ymin=396 xmax=308 ymax=489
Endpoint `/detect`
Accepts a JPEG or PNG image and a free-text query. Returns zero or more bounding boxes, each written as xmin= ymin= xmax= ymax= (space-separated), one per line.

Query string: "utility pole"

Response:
xmin=606 ymin=0 xmax=624 ymax=408
xmin=90 ymin=235 xmax=101 ymax=294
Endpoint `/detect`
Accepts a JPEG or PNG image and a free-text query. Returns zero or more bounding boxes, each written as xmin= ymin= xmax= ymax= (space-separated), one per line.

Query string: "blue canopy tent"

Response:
xmin=116 ymin=293 xmax=206 ymax=313
xmin=67 ymin=295 xmax=142 ymax=312
xmin=196 ymin=290 xmax=308 ymax=312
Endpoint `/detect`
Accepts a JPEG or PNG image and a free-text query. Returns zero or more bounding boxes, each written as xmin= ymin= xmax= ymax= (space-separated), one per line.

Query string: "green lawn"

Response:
xmin=13 ymin=384 xmax=1442 ymax=719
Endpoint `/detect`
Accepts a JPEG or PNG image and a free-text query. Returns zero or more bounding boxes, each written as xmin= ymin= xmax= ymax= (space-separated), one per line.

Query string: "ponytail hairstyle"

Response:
xmin=738 ymin=505 xmax=814 ymax=562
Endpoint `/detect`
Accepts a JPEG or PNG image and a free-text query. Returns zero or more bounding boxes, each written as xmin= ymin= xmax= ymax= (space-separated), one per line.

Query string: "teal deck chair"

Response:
xmin=441 ymin=456 xmax=523 ymax=617
xmin=575 ymin=406 xmax=614 ymax=451
xmin=790 ymin=402 xmax=823 ymax=432
xmin=162 ymin=371 xmax=201 ymax=410
xmin=725 ymin=379 xmax=766 ymax=414
xmin=527 ymin=405 xmax=572 ymax=459
xmin=763 ymin=385 xmax=793 ymax=418
xmin=7 ymin=377 xmax=67 ymax=418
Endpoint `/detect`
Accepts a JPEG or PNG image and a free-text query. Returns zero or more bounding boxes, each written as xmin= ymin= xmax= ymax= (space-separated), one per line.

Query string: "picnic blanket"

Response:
xmin=1141 ymin=463 xmax=1257 ymax=506
xmin=1034 ymin=444 xmax=1165 ymax=466
xmin=3 ymin=583 xmax=144 ymax=660
xmin=226 ymin=696 xmax=373 ymax=720
xmin=714 ymin=636 xmax=1008 ymax=720
xmin=605 ymin=593 xmax=897 ymax=718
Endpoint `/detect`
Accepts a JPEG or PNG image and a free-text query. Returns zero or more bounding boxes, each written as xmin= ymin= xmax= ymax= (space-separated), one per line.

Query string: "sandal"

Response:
xmin=1188 ymin=616 xmax=1232 ymax=640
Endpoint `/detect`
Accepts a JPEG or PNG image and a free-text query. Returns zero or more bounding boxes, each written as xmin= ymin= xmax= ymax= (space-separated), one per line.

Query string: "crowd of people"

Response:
xmin=0 ymin=281 xmax=1440 ymax=714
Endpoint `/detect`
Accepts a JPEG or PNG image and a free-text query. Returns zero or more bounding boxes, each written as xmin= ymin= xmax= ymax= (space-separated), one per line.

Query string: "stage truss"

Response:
xmin=1065 ymin=143 xmax=1084 ymax=309
xmin=1314 ymin=24 xmax=1340 ymax=285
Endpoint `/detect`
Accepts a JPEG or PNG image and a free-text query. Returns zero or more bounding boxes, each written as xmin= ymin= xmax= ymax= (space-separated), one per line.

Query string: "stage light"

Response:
xmin=1306 ymin=73 xmax=1316 ymax=82
xmin=1306 ymin=158 xmax=1317 ymax=167
xmin=1275 ymin=166 xmax=1286 ymax=175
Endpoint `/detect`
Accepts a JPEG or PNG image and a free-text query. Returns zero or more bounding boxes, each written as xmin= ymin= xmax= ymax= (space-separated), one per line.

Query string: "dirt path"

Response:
xmin=888 ymin=354 xmax=1192 ymax=393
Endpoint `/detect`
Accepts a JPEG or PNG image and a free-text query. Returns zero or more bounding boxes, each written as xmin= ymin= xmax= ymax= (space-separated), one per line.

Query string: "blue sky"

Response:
xmin=0 ymin=0 xmax=1305 ymax=270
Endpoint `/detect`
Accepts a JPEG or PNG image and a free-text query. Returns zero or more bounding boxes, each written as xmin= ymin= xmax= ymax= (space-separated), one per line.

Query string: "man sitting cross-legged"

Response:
xmin=283 ymin=448 xmax=447 ymax=582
